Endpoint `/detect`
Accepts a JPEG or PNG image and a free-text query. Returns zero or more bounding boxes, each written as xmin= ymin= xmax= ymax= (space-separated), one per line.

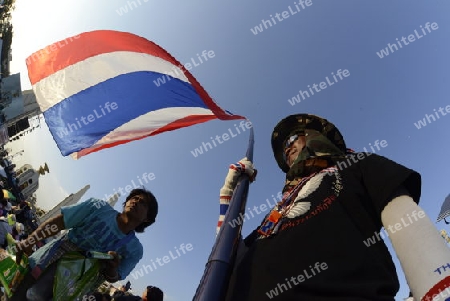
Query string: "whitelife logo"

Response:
xmin=26 ymin=35 xmax=81 ymax=65
xmin=413 ymin=105 xmax=450 ymax=129
xmin=56 ymin=102 xmax=119 ymax=138
xmin=376 ymin=22 xmax=439 ymax=59
xmin=190 ymin=121 xmax=252 ymax=157
xmin=250 ymin=0 xmax=313 ymax=35
xmin=99 ymin=172 xmax=156 ymax=207
xmin=265 ymin=262 xmax=328 ymax=299
xmin=326 ymin=140 xmax=388 ymax=176
xmin=363 ymin=210 xmax=425 ymax=247
xmin=9 ymin=224 xmax=59 ymax=254
xmin=130 ymin=243 xmax=193 ymax=279
xmin=115 ymin=0 xmax=151 ymax=16
xmin=228 ymin=192 xmax=283 ymax=228
xmin=287 ymin=69 xmax=350 ymax=106
xmin=153 ymin=50 xmax=215 ymax=87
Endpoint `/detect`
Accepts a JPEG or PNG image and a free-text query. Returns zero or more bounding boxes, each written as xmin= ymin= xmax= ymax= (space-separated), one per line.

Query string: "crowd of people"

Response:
xmin=0 ymin=149 xmax=39 ymax=254
xmin=0 ymin=149 xmax=25 ymax=204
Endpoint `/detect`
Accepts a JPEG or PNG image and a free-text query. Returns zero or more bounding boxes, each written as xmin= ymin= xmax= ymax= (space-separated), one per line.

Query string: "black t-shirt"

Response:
xmin=114 ymin=294 xmax=142 ymax=301
xmin=225 ymin=153 xmax=421 ymax=301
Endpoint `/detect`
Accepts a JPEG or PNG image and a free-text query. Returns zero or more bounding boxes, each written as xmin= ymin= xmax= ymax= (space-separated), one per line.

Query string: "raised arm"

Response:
xmin=216 ymin=157 xmax=256 ymax=235
xmin=382 ymin=195 xmax=450 ymax=300
xmin=14 ymin=213 xmax=65 ymax=263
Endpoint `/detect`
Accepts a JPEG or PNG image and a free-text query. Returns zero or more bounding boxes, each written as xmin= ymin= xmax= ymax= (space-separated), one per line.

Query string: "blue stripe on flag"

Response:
xmin=44 ymin=71 xmax=209 ymax=155
xmin=220 ymin=204 xmax=229 ymax=215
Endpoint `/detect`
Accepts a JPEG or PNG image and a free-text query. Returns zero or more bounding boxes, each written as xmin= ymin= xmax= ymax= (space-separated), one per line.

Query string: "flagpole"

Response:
xmin=192 ymin=126 xmax=254 ymax=301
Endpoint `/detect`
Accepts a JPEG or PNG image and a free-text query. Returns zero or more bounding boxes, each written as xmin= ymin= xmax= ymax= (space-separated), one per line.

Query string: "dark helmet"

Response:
xmin=271 ymin=114 xmax=347 ymax=173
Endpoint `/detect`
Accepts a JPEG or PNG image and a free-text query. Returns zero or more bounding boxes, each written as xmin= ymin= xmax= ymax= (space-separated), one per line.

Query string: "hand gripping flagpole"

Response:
xmin=193 ymin=126 xmax=254 ymax=301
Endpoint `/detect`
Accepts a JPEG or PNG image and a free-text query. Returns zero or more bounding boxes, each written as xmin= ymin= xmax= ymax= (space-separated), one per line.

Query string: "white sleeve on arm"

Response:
xmin=381 ymin=195 xmax=450 ymax=301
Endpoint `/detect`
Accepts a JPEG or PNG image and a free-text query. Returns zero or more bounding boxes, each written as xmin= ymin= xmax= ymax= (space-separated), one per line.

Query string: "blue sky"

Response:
xmin=7 ymin=1 xmax=450 ymax=300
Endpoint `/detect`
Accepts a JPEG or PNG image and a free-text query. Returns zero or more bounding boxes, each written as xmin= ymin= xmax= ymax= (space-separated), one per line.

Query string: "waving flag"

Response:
xmin=26 ymin=30 xmax=245 ymax=159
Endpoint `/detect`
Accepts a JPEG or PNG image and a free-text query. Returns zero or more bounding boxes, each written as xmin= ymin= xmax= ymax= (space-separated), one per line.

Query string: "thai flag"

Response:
xmin=26 ymin=30 xmax=245 ymax=159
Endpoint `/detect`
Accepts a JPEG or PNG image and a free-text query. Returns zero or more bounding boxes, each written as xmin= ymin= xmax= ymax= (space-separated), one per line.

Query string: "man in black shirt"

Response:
xmin=222 ymin=114 xmax=426 ymax=300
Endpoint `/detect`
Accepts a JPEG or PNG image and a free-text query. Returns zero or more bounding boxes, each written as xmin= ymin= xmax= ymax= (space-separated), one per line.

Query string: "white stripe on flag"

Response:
xmin=33 ymin=51 xmax=189 ymax=112
xmin=71 ymin=106 xmax=214 ymax=155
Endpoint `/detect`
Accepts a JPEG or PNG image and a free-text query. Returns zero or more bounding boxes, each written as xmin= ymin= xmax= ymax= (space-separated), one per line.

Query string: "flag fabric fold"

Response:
xmin=26 ymin=30 xmax=245 ymax=159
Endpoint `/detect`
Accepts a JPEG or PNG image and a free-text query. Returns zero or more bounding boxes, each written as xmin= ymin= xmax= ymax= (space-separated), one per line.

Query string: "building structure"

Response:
xmin=3 ymin=89 xmax=42 ymax=141
xmin=15 ymin=163 xmax=49 ymax=200
xmin=0 ymin=73 xmax=23 ymax=121
xmin=38 ymin=184 xmax=90 ymax=224
xmin=1 ymin=43 xmax=11 ymax=77
xmin=5 ymin=89 xmax=41 ymax=127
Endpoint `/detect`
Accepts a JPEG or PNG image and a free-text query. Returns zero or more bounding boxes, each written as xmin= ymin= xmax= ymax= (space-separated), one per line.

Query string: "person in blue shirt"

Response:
xmin=10 ymin=188 xmax=159 ymax=301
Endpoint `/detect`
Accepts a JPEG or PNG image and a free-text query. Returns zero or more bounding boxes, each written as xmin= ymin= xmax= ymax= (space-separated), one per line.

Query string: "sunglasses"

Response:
xmin=282 ymin=132 xmax=308 ymax=162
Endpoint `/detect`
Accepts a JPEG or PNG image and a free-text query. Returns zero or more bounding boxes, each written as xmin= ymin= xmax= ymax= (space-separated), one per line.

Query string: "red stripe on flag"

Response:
xmin=27 ymin=30 xmax=174 ymax=85
xmin=421 ymin=276 xmax=450 ymax=301
xmin=27 ymin=30 xmax=245 ymax=120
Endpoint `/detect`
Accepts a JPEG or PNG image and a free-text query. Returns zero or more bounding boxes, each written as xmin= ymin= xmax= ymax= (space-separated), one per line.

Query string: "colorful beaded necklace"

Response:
xmin=258 ymin=171 xmax=318 ymax=237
